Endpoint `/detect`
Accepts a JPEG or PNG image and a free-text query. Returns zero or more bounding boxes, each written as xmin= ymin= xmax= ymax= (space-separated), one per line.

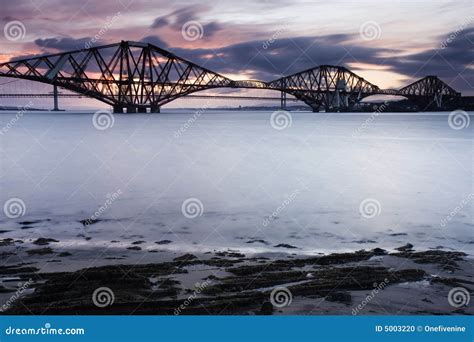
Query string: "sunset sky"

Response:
xmin=0 ymin=0 xmax=473 ymax=108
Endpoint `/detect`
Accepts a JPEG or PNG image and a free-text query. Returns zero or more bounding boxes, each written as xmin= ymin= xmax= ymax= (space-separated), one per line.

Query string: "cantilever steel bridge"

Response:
xmin=0 ymin=40 xmax=462 ymax=113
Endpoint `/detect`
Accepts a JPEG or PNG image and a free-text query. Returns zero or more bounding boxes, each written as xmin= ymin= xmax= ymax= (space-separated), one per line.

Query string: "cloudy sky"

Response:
xmin=0 ymin=0 xmax=473 ymax=108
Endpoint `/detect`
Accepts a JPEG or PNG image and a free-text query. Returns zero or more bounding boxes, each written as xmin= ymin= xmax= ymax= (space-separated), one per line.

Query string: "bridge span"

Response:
xmin=0 ymin=41 xmax=462 ymax=113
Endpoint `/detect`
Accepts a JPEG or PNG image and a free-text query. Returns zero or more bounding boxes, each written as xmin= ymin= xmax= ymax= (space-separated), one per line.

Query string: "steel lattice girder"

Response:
xmin=398 ymin=75 xmax=461 ymax=97
xmin=0 ymin=41 xmax=462 ymax=111
xmin=0 ymin=41 xmax=233 ymax=108
xmin=267 ymin=65 xmax=382 ymax=110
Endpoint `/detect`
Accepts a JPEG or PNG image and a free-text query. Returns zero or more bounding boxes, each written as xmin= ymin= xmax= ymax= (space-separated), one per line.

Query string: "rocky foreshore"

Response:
xmin=0 ymin=245 xmax=472 ymax=315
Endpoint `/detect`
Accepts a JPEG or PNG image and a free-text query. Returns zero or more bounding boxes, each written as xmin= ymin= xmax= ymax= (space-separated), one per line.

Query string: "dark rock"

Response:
xmin=155 ymin=240 xmax=172 ymax=245
xmin=132 ymin=240 xmax=145 ymax=245
xmin=259 ymin=301 xmax=273 ymax=315
xmin=274 ymin=244 xmax=298 ymax=249
xmin=215 ymin=251 xmax=245 ymax=258
xmin=0 ymin=238 xmax=15 ymax=246
xmin=391 ymin=249 xmax=466 ymax=271
xmin=18 ymin=220 xmax=46 ymax=225
xmin=246 ymin=239 xmax=269 ymax=245
xmin=371 ymin=248 xmax=387 ymax=255
xmin=32 ymin=238 xmax=59 ymax=246
xmin=326 ymin=291 xmax=352 ymax=304
xmin=127 ymin=246 xmax=141 ymax=251
xmin=174 ymin=254 xmax=197 ymax=262
xmin=58 ymin=252 xmax=72 ymax=257
xmin=79 ymin=219 xmax=100 ymax=226
xmin=27 ymin=247 xmax=54 ymax=255
xmin=395 ymin=243 xmax=413 ymax=252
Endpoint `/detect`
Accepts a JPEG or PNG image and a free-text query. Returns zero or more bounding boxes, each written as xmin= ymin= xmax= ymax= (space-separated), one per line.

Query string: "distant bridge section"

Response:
xmin=0 ymin=40 xmax=463 ymax=112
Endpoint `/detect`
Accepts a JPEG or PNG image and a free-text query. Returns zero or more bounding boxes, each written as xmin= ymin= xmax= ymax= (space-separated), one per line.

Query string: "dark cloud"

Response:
xmin=12 ymin=27 xmax=474 ymax=94
xmin=383 ymin=27 xmax=474 ymax=91
xmin=150 ymin=5 xmax=222 ymax=39
xmin=35 ymin=37 xmax=93 ymax=51
xmin=166 ymin=35 xmax=394 ymax=81
xmin=156 ymin=29 xmax=473 ymax=92
xmin=141 ymin=35 xmax=168 ymax=48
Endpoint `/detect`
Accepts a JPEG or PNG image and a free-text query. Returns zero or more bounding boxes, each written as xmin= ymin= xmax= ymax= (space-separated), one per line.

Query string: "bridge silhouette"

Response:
xmin=0 ymin=40 xmax=462 ymax=113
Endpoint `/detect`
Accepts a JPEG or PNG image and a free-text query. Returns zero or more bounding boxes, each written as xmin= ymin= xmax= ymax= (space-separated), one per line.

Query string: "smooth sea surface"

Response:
xmin=0 ymin=110 xmax=472 ymax=269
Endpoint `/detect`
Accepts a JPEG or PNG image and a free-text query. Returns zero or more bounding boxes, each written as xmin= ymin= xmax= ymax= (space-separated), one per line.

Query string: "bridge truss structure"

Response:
xmin=0 ymin=41 xmax=461 ymax=112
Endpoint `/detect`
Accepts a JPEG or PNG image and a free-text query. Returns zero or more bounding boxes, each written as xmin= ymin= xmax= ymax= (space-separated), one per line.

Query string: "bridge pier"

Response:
xmin=150 ymin=105 xmax=160 ymax=113
xmin=52 ymin=85 xmax=60 ymax=111
xmin=126 ymin=106 xmax=137 ymax=113
xmin=280 ymin=91 xmax=286 ymax=110
xmin=113 ymin=105 xmax=124 ymax=113
xmin=137 ymin=107 xmax=147 ymax=113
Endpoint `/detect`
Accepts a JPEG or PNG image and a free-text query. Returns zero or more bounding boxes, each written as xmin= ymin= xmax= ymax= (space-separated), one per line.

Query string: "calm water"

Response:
xmin=0 ymin=110 xmax=473 ymax=265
